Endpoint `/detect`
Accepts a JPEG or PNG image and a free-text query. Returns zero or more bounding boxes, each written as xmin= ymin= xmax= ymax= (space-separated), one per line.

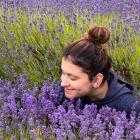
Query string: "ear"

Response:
xmin=92 ymin=73 xmax=104 ymax=88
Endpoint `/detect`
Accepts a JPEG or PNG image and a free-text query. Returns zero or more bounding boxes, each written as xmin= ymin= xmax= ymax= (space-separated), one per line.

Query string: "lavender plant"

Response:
xmin=0 ymin=76 xmax=139 ymax=139
xmin=0 ymin=0 xmax=139 ymax=89
xmin=0 ymin=1 xmax=140 ymax=139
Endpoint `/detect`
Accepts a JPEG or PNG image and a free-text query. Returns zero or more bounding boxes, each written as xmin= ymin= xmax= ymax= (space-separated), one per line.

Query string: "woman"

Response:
xmin=60 ymin=26 xmax=140 ymax=117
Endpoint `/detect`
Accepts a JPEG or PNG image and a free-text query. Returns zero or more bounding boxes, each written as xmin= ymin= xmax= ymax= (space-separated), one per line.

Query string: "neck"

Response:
xmin=89 ymin=80 xmax=108 ymax=100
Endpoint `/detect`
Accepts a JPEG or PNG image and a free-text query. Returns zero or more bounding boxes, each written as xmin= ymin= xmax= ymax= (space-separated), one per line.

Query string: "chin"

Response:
xmin=65 ymin=93 xmax=75 ymax=100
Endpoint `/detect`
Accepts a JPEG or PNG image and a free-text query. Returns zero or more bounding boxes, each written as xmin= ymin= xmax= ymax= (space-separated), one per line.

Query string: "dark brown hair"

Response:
xmin=62 ymin=26 xmax=112 ymax=82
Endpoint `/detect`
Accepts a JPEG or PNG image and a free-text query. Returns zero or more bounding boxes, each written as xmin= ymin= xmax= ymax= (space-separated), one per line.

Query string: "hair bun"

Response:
xmin=87 ymin=26 xmax=110 ymax=44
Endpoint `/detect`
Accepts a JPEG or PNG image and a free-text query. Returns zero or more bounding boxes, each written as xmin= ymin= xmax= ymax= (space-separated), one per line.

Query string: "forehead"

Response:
xmin=61 ymin=57 xmax=85 ymax=76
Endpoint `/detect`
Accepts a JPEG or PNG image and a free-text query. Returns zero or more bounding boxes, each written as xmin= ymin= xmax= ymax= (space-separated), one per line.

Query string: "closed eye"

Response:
xmin=69 ymin=75 xmax=78 ymax=81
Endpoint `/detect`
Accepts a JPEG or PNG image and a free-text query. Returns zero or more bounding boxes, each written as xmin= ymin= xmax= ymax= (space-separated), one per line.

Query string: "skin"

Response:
xmin=61 ymin=57 xmax=108 ymax=100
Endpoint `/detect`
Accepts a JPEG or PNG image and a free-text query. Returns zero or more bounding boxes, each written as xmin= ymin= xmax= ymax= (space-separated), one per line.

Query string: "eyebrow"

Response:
xmin=61 ymin=69 xmax=79 ymax=78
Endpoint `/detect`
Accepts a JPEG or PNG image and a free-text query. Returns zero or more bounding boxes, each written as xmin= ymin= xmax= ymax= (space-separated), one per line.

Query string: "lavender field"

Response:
xmin=0 ymin=0 xmax=140 ymax=139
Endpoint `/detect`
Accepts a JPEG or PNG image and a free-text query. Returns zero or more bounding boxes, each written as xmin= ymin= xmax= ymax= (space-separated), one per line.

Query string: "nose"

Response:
xmin=61 ymin=74 xmax=69 ymax=87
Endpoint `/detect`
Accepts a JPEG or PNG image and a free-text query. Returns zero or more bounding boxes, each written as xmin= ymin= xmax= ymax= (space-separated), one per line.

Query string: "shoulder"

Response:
xmin=113 ymin=93 xmax=140 ymax=116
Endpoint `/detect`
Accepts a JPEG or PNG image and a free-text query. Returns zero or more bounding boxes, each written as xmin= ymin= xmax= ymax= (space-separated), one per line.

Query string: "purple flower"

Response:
xmin=32 ymin=19 xmax=37 ymax=26
xmin=18 ymin=123 xmax=23 ymax=137
xmin=18 ymin=108 xmax=27 ymax=124
xmin=18 ymin=74 xmax=27 ymax=90
xmin=11 ymin=136 xmax=16 ymax=140
xmin=39 ymin=81 xmax=49 ymax=99
xmin=39 ymin=22 xmax=44 ymax=30
xmin=58 ymin=25 xmax=64 ymax=34
xmin=82 ymin=104 xmax=97 ymax=119
xmin=55 ymin=128 xmax=66 ymax=140
xmin=5 ymin=125 xmax=10 ymax=135
xmin=99 ymin=107 xmax=113 ymax=123
xmin=29 ymin=129 xmax=36 ymax=140
xmin=21 ymin=92 xmax=38 ymax=116
xmin=28 ymin=117 xmax=34 ymax=127
xmin=23 ymin=44 xmax=29 ymax=51
xmin=38 ymin=98 xmax=56 ymax=118
xmin=133 ymin=124 xmax=140 ymax=139
xmin=39 ymin=125 xmax=53 ymax=138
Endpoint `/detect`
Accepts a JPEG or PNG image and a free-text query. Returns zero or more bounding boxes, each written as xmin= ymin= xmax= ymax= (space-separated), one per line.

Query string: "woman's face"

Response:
xmin=61 ymin=57 xmax=94 ymax=99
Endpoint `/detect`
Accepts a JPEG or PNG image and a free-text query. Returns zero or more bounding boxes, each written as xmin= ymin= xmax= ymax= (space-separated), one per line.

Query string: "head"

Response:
xmin=61 ymin=26 xmax=112 ymax=100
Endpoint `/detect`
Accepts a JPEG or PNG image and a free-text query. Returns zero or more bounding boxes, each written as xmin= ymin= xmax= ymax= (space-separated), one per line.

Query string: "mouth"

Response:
xmin=65 ymin=88 xmax=74 ymax=93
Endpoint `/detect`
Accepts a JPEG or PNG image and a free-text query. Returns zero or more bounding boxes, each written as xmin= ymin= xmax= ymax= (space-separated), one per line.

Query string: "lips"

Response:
xmin=65 ymin=88 xmax=74 ymax=93
xmin=65 ymin=88 xmax=73 ymax=90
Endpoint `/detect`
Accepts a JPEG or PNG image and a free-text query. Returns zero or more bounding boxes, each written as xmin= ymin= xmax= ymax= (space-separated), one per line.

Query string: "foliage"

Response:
xmin=0 ymin=0 xmax=139 ymax=89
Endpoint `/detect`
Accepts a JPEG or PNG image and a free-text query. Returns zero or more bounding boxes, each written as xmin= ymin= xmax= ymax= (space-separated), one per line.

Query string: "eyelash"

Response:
xmin=69 ymin=76 xmax=77 ymax=81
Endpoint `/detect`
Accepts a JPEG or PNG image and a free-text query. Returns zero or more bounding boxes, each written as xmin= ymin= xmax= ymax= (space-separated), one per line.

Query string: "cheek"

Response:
xmin=81 ymin=80 xmax=93 ymax=91
xmin=67 ymin=81 xmax=81 ymax=90
xmin=72 ymin=80 xmax=92 ymax=90
xmin=69 ymin=81 xmax=79 ymax=88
